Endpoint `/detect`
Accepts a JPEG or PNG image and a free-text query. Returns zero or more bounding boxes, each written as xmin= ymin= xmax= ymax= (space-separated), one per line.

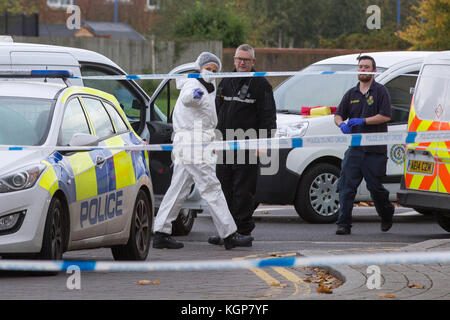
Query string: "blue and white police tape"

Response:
xmin=73 ymin=70 xmax=418 ymax=81
xmin=3 ymin=130 xmax=450 ymax=153
xmin=0 ymin=251 xmax=449 ymax=272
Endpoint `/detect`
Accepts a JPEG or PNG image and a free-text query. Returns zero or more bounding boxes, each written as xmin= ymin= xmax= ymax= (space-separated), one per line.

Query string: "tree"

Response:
xmin=0 ymin=0 xmax=37 ymax=15
xmin=155 ymin=0 xmax=248 ymax=48
xmin=398 ymin=0 xmax=450 ymax=50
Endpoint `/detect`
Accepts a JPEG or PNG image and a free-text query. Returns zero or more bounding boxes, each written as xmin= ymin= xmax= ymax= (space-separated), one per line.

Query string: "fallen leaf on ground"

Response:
xmin=270 ymin=282 xmax=288 ymax=287
xmin=408 ymin=284 xmax=425 ymax=289
xmin=316 ymin=285 xmax=333 ymax=294
xmin=136 ymin=280 xmax=159 ymax=285
xmin=379 ymin=293 xmax=397 ymax=299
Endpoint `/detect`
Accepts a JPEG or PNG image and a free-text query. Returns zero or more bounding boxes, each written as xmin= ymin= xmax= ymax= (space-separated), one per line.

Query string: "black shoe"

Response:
xmin=223 ymin=233 xmax=253 ymax=250
xmin=152 ymin=232 xmax=184 ymax=249
xmin=336 ymin=226 xmax=351 ymax=235
xmin=208 ymin=235 xmax=224 ymax=246
xmin=381 ymin=218 xmax=393 ymax=232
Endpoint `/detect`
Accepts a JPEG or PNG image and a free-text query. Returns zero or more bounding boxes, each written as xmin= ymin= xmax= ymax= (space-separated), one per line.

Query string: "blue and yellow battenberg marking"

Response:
xmin=38 ymin=87 xmax=150 ymax=203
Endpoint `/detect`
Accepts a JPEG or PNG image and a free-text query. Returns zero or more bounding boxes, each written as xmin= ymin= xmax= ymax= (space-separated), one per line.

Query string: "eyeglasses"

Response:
xmin=234 ymin=57 xmax=254 ymax=63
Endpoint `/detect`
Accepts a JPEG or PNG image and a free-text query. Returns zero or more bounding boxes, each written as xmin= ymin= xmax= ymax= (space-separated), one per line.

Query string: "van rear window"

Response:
xmin=414 ymin=65 xmax=450 ymax=122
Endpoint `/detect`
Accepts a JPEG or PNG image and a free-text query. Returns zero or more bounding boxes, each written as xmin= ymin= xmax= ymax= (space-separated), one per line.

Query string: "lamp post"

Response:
xmin=397 ymin=0 xmax=401 ymax=25
xmin=114 ymin=0 xmax=118 ymax=23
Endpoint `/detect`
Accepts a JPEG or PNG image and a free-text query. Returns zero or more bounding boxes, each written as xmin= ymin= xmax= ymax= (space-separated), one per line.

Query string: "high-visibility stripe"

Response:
xmin=438 ymin=164 xmax=450 ymax=193
xmin=68 ymin=152 xmax=97 ymax=201
xmin=39 ymin=161 xmax=59 ymax=196
xmin=104 ymin=135 xmax=136 ymax=190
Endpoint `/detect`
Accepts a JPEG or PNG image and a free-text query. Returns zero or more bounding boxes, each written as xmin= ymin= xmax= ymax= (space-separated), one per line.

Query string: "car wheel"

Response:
xmin=294 ymin=163 xmax=340 ymax=223
xmin=435 ymin=213 xmax=450 ymax=232
xmin=111 ymin=190 xmax=152 ymax=261
xmin=172 ymin=209 xmax=196 ymax=236
xmin=38 ymin=197 xmax=65 ymax=261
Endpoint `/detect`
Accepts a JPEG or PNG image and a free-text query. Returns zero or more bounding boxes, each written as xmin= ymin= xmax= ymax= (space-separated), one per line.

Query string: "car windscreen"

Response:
xmin=0 ymin=97 xmax=54 ymax=146
xmin=274 ymin=64 xmax=386 ymax=112
xmin=414 ymin=64 xmax=450 ymax=122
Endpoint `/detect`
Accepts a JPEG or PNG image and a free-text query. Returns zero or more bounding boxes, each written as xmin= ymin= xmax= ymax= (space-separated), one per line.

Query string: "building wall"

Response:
xmin=36 ymin=0 xmax=159 ymax=35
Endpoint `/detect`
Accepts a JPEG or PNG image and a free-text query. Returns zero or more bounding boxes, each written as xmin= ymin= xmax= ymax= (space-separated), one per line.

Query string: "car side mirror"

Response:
xmin=69 ymin=133 xmax=99 ymax=147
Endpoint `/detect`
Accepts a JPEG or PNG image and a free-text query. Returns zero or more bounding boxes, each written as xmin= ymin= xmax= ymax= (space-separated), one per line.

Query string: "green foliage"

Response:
xmin=398 ymin=0 xmax=450 ymax=50
xmin=156 ymin=0 xmax=248 ymax=48
xmin=0 ymin=0 xmax=37 ymax=15
xmin=320 ymin=26 xmax=411 ymax=50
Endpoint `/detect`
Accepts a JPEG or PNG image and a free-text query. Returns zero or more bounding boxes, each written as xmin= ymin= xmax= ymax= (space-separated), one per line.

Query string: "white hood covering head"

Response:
xmin=194 ymin=52 xmax=222 ymax=72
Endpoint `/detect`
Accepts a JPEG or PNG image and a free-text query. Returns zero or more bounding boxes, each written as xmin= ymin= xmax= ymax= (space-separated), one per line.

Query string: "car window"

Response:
xmin=0 ymin=97 xmax=53 ymax=146
xmin=274 ymin=64 xmax=386 ymax=111
xmin=82 ymin=97 xmax=115 ymax=140
xmin=59 ymin=98 xmax=90 ymax=146
xmin=385 ymin=72 xmax=418 ymax=125
xmin=414 ymin=64 xmax=450 ymax=122
xmin=80 ymin=66 xmax=144 ymax=125
xmin=103 ymin=101 xmax=129 ymax=133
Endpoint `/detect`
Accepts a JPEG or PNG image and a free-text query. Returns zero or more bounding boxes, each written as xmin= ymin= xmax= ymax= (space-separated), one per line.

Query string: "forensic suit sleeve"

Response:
xmin=256 ymin=79 xmax=277 ymax=137
xmin=180 ymin=83 xmax=204 ymax=108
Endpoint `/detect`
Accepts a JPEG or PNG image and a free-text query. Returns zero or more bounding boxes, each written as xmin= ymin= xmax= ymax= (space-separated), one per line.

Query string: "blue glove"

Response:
xmin=339 ymin=122 xmax=352 ymax=134
xmin=347 ymin=118 xmax=365 ymax=127
xmin=193 ymin=88 xmax=204 ymax=99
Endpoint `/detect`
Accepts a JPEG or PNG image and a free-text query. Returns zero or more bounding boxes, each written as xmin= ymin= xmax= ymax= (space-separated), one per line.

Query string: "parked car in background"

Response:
xmin=255 ymin=51 xmax=433 ymax=223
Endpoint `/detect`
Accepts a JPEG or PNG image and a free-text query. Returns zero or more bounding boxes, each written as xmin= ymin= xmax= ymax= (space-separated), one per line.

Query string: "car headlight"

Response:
xmin=0 ymin=164 xmax=46 ymax=193
xmin=275 ymin=121 xmax=309 ymax=138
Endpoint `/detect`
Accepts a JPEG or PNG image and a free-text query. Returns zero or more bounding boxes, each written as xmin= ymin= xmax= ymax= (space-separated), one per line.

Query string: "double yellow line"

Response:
xmin=233 ymin=252 xmax=311 ymax=298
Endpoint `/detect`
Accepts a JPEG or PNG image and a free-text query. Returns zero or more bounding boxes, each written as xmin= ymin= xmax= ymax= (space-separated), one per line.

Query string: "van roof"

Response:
xmin=314 ymin=51 xmax=435 ymax=69
xmin=0 ymin=42 xmax=124 ymax=72
xmin=422 ymin=51 xmax=450 ymax=65
xmin=0 ymin=81 xmax=65 ymax=99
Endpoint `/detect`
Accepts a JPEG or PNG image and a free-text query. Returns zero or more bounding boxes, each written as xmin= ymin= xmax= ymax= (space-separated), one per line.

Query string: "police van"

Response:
xmin=0 ymin=40 xmax=202 ymax=235
xmin=255 ymin=51 xmax=433 ymax=223
xmin=397 ymin=51 xmax=450 ymax=232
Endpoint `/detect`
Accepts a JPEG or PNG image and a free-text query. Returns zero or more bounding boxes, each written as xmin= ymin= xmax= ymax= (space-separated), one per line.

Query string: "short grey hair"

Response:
xmin=235 ymin=44 xmax=255 ymax=59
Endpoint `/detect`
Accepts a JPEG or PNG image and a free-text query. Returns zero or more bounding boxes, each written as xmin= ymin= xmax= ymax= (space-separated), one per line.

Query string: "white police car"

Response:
xmin=0 ymin=70 xmax=154 ymax=261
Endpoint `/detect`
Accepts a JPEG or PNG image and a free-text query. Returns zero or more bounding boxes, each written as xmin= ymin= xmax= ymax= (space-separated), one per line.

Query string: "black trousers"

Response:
xmin=216 ymin=163 xmax=259 ymax=235
xmin=336 ymin=147 xmax=395 ymax=228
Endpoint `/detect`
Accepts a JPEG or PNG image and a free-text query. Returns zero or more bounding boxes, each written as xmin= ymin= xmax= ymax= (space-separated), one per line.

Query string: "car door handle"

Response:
xmin=96 ymin=156 xmax=106 ymax=167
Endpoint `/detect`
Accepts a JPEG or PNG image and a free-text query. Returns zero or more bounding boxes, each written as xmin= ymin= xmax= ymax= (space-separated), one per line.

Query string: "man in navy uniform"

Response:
xmin=334 ymin=55 xmax=395 ymax=235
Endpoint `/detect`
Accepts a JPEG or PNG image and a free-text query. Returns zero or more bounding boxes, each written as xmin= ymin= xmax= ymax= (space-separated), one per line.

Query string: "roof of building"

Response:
xmin=81 ymin=21 xmax=146 ymax=40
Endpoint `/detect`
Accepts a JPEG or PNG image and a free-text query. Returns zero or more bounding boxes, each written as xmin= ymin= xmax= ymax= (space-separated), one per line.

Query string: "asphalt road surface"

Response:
xmin=0 ymin=205 xmax=448 ymax=301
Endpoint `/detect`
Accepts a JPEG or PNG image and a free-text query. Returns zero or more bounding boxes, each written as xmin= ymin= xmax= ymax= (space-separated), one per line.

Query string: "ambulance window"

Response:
xmin=103 ymin=101 xmax=129 ymax=133
xmin=385 ymin=73 xmax=418 ymax=125
xmin=60 ymin=98 xmax=91 ymax=146
xmin=414 ymin=65 xmax=450 ymax=121
xmin=83 ymin=98 xmax=115 ymax=140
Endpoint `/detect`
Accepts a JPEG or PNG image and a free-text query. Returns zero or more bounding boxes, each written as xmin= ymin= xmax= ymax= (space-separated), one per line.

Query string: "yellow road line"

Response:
xmin=272 ymin=267 xmax=311 ymax=296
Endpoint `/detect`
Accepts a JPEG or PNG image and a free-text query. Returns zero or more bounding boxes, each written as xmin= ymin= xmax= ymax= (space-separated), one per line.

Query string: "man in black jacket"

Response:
xmin=209 ymin=44 xmax=277 ymax=246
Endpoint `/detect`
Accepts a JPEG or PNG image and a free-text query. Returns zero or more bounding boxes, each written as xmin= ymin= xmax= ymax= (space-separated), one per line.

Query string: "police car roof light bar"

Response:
xmin=0 ymin=69 xmax=73 ymax=79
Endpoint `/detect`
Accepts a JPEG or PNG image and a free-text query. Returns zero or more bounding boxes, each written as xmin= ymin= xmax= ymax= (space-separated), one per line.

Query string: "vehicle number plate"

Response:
xmin=408 ymin=160 xmax=434 ymax=174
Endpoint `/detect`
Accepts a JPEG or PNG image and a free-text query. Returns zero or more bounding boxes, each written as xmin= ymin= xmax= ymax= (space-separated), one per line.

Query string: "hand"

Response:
xmin=339 ymin=122 xmax=352 ymax=134
xmin=347 ymin=118 xmax=365 ymax=127
xmin=193 ymin=88 xmax=204 ymax=99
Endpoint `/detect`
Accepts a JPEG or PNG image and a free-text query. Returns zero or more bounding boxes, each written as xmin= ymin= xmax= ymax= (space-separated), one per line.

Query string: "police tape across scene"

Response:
xmin=0 ymin=251 xmax=449 ymax=272
xmin=73 ymin=70 xmax=420 ymax=81
xmin=3 ymin=130 xmax=450 ymax=153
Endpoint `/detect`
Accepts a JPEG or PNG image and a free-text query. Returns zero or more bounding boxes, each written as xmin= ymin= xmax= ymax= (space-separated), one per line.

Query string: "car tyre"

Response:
xmin=435 ymin=213 xmax=450 ymax=232
xmin=33 ymin=196 xmax=66 ymax=276
xmin=172 ymin=209 xmax=196 ymax=236
xmin=295 ymin=163 xmax=340 ymax=224
xmin=112 ymin=190 xmax=152 ymax=261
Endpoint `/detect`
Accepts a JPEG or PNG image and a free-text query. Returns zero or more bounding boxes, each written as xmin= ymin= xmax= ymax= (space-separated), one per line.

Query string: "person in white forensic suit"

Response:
xmin=152 ymin=52 xmax=253 ymax=250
